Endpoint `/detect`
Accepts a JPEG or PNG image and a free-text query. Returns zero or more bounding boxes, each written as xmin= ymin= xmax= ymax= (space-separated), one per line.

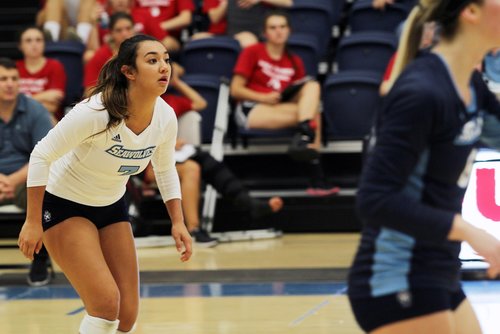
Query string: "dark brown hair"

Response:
xmin=88 ymin=34 xmax=159 ymax=132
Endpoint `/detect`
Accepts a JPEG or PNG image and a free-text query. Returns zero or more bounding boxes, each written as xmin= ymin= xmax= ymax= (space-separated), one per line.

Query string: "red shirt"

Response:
xmin=133 ymin=0 xmax=195 ymax=21
xmin=83 ymin=44 xmax=114 ymax=89
xmin=233 ymin=43 xmax=305 ymax=93
xmin=132 ymin=0 xmax=194 ymax=39
xmin=383 ymin=52 xmax=397 ymax=81
xmin=203 ymin=0 xmax=227 ymax=35
xmin=16 ymin=58 xmax=66 ymax=97
xmin=161 ymin=94 xmax=193 ymax=117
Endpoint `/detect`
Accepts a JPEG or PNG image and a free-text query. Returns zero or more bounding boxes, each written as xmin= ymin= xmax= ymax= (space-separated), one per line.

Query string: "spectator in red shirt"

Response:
xmin=231 ymin=11 xmax=338 ymax=195
xmin=132 ymin=0 xmax=195 ymax=53
xmin=16 ymin=26 xmax=67 ymax=123
xmin=191 ymin=0 xmax=228 ymax=40
xmin=83 ymin=12 xmax=135 ymax=94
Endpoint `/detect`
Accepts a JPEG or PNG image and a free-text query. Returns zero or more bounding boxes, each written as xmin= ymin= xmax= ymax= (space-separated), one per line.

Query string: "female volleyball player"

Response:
xmin=348 ymin=1 xmax=500 ymax=333
xmin=18 ymin=34 xmax=192 ymax=334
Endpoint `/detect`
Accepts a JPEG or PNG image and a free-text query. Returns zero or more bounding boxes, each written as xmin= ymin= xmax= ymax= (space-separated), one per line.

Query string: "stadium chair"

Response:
xmin=287 ymin=33 xmax=320 ymax=77
xmin=335 ymin=32 xmax=397 ymax=75
xmin=181 ymin=36 xmax=241 ymax=81
xmin=44 ymin=41 xmax=85 ymax=108
xmin=322 ymin=71 xmax=382 ymax=139
xmin=182 ymin=74 xmax=227 ymax=144
xmin=288 ymin=0 xmax=336 ymax=53
xmin=349 ymin=0 xmax=410 ymax=33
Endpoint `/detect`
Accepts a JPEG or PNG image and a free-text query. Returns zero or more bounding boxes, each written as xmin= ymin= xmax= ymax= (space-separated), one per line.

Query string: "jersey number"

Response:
xmin=118 ymin=165 xmax=140 ymax=175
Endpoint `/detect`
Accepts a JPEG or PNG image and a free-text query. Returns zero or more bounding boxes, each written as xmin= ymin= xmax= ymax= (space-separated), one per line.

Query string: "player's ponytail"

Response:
xmin=386 ymin=0 xmax=483 ymax=93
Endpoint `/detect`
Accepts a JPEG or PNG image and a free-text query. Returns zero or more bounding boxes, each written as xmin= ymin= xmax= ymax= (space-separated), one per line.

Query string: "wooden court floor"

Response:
xmin=1 ymin=234 xmax=500 ymax=333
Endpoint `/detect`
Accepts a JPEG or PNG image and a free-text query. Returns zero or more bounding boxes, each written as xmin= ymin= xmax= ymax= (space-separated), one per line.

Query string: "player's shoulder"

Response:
xmin=67 ymin=93 xmax=110 ymax=125
xmin=154 ymin=97 xmax=177 ymax=128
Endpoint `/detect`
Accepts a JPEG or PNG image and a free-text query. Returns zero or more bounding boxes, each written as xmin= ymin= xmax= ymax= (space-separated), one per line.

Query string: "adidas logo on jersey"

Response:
xmin=112 ymin=134 xmax=122 ymax=142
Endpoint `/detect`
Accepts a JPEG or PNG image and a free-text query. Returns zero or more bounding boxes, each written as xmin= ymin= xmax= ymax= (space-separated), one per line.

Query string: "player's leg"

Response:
xmin=99 ymin=222 xmax=140 ymax=332
xmin=371 ymin=311 xmax=454 ymax=334
xmin=43 ymin=217 xmax=120 ymax=333
xmin=452 ymin=298 xmax=482 ymax=334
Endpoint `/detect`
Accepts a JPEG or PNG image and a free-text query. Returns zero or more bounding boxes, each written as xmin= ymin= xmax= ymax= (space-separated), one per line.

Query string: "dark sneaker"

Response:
xmin=288 ymin=132 xmax=319 ymax=161
xmin=191 ymin=228 xmax=218 ymax=248
xmin=27 ymin=256 xmax=53 ymax=287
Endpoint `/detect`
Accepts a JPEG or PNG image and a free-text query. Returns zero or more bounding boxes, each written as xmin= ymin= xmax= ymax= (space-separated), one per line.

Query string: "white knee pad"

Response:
xmin=79 ymin=314 xmax=119 ymax=334
xmin=117 ymin=323 xmax=137 ymax=333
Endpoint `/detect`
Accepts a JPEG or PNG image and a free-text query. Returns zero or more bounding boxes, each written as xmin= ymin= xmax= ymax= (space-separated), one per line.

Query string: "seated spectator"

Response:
xmin=0 ymin=58 xmax=54 ymax=286
xmin=191 ymin=0 xmax=228 ymax=40
xmin=226 ymin=0 xmax=292 ymax=48
xmin=141 ymin=141 xmax=284 ymax=247
xmin=144 ymin=67 xmax=283 ymax=246
xmin=83 ymin=12 xmax=135 ymax=94
xmin=16 ymin=26 xmax=67 ymax=123
xmin=84 ymin=0 xmax=131 ymax=62
xmin=162 ymin=62 xmax=207 ymax=146
xmin=86 ymin=0 xmax=167 ymax=63
xmin=132 ymin=0 xmax=196 ymax=53
xmin=37 ymin=0 xmax=96 ymax=44
xmin=230 ymin=11 xmax=337 ymax=194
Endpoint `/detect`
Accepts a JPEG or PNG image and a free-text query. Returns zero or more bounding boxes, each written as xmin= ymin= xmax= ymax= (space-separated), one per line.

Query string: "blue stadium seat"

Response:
xmin=44 ymin=41 xmax=85 ymax=107
xmin=336 ymin=32 xmax=397 ymax=75
xmin=322 ymin=71 xmax=382 ymax=139
xmin=349 ymin=0 xmax=410 ymax=33
xmin=288 ymin=0 xmax=335 ymax=53
xmin=181 ymin=37 xmax=241 ymax=80
xmin=181 ymin=74 xmax=225 ymax=144
xmin=287 ymin=33 xmax=320 ymax=77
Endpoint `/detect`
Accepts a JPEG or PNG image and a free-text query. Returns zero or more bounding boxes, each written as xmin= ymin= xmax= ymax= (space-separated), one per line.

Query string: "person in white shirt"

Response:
xmin=17 ymin=34 xmax=192 ymax=334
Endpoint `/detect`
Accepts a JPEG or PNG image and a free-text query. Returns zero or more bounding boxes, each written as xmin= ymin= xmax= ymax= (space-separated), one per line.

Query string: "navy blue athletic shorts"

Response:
xmin=42 ymin=191 xmax=129 ymax=231
xmin=348 ymin=288 xmax=466 ymax=332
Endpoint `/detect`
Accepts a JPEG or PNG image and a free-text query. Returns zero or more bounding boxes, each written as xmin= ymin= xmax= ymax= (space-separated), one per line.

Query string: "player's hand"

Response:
xmin=171 ymin=222 xmax=193 ymax=262
xmin=261 ymin=91 xmax=281 ymax=105
xmin=465 ymin=226 xmax=500 ymax=279
xmin=18 ymin=220 xmax=44 ymax=261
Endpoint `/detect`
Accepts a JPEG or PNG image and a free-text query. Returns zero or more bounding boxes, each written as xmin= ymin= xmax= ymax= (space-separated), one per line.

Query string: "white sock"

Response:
xmin=117 ymin=323 xmax=137 ymax=333
xmin=76 ymin=22 xmax=93 ymax=44
xmin=79 ymin=314 xmax=119 ymax=334
xmin=43 ymin=21 xmax=61 ymax=41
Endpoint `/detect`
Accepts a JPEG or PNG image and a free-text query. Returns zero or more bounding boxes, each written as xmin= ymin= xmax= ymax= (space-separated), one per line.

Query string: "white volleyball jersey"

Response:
xmin=28 ymin=93 xmax=181 ymax=206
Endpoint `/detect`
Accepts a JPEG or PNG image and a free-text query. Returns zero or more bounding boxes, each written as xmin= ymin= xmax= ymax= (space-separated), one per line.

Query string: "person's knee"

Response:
xmin=234 ymin=31 xmax=258 ymax=48
xmin=302 ymin=81 xmax=321 ymax=97
xmin=88 ymin=287 xmax=121 ymax=319
xmin=184 ymin=160 xmax=201 ymax=180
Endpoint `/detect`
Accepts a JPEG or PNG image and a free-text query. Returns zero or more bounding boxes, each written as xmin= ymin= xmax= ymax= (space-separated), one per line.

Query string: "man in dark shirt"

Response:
xmin=0 ymin=57 xmax=53 ymax=286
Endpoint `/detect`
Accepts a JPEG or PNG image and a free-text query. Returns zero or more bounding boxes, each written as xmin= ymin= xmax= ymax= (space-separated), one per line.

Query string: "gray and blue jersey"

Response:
xmin=348 ymin=52 xmax=500 ymax=298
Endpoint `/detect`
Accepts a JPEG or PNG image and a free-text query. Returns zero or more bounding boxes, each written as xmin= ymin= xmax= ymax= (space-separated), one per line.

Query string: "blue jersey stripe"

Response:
xmin=370 ymin=228 xmax=415 ymax=297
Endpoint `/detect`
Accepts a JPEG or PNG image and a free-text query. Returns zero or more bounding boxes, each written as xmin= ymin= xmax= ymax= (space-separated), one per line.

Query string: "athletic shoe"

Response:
xmin=191 ymin=228 xmax=219 ymax=248
xmin=27 ymin=256 xmax=53 ymax=287
xmin=288 ymin=132 xmax=319 ymax=161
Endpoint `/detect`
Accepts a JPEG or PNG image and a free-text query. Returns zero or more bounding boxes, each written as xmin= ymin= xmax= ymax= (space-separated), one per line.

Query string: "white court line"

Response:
xmin=289 ymin=286 xmax=348 ymax=327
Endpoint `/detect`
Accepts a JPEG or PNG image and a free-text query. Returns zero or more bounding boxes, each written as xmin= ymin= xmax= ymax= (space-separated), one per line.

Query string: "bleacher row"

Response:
xmin=0 ymin=0 xmax=417 ymax=236
xmin=1 ymin=0 xmax=415 ymax=145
